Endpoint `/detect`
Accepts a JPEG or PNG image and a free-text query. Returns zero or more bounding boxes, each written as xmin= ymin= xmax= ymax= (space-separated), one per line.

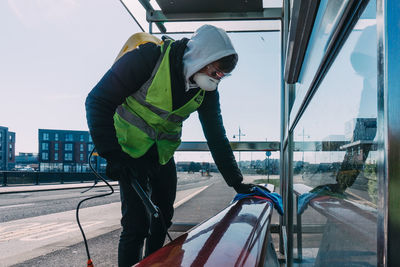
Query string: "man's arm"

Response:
xmin=85 ymin=43 xmax=160 ymax=160
xmin=197 ymin=90 xmax=243 ymax=187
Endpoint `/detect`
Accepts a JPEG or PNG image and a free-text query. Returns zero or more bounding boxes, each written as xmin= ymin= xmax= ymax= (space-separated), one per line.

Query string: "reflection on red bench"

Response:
xmin=135 ymin=197 xmax=278 ymax=267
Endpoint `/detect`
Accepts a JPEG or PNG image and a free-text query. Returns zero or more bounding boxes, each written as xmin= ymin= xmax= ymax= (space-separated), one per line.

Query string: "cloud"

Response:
xmin=8 ymin=0 xmax=79 ymax=28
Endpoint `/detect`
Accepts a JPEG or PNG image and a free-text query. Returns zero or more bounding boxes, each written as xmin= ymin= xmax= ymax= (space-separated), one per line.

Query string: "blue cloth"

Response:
xmin=233 ymin=186 xmax=284 ymax=216
xmin=297 ymin=185 xmax=344 ymax=215
xmin=297 ymin=192 xmax=319 ymax=215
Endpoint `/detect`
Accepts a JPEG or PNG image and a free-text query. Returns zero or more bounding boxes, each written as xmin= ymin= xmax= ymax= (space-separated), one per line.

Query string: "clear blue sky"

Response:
xmin=0 ymin=0 xmax=281 ymax=162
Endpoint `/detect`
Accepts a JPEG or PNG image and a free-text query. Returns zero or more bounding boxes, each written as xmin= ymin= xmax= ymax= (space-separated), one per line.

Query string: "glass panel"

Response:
xmin=289 ymin=0 xmax=377 ymax=125
xmin=292 ymin=2 xmax=377 ymax=265
xmin=150 ymin=32 xmax=281 ymax=144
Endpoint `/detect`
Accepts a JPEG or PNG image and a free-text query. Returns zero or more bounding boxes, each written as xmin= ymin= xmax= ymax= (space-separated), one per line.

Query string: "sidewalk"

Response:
xmin=0 ymin=181 xmax=119 ymax=194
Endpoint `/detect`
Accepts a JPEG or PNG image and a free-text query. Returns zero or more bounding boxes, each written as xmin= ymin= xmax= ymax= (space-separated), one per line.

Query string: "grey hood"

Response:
xmin=183 ymin=25 xmax=237 ymax=90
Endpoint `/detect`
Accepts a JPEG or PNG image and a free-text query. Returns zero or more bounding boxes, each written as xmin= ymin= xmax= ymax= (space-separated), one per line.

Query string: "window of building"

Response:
xmin=43 ymin=133 xmax=49 ymax=141
xmin=65 ymin=143 xmax=73 ymax=151
xmin=88 ymin=135 xmax=92 ymax=142
xmin=88 ymin=143 xmax=94 ymax=152
xmin=55 ymin=143 xmax=59 ymax=150
xmin=65 ymin=153 xmax=73 ymax=161
xmin=9 ymin=144 xmax=12 ymax=150
xmin=55 ymin=133 xmax=59 ymax=141
xmin=80 ymin=144 xmax=84 ymax=151
xmin=42 ymin=152 xmax=48 ymax=160
xmin=80 ymin=135 xmax=84 ymax=141
xmin=9 ymin=153 xmax=12 ymax=160
xmin=42 ymin=142 xmax=49 ymax=151
xmin=80 ymin=153 xmax=84 ymax=161
xmin=54 ymin=153 xmax=58 ymax=161
xmin=65 ymin=134 xmax=73 ymax=141
xmin=9 ymin=135 xmax=12 ymax=141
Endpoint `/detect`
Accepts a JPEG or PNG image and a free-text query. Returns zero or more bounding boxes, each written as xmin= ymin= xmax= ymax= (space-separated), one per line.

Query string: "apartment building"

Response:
xmin=0 ymin=126 xmax=16 ymax=170
xmin=38 ymin=129 xmax=105 ymax=172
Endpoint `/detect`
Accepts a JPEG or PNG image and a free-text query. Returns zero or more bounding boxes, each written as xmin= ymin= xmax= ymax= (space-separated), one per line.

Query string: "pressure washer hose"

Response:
xmin=76 ymin=148 xmax=114 ymax=266
xmin=76 ymin=148 xmax=172 ymax=266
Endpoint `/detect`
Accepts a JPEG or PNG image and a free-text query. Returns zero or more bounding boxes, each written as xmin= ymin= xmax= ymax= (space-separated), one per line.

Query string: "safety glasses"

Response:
xmin=205 ymin=64 xmax=231 ymax=80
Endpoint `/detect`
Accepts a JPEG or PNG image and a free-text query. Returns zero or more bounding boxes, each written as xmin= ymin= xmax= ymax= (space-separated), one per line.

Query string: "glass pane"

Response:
xmin=292 ymin=1 xmax=377 ymax=265
xmin=154 ymin=32 xmax=281 ymax=144
xmin=289 ymin=0 xmax=376 ymax=125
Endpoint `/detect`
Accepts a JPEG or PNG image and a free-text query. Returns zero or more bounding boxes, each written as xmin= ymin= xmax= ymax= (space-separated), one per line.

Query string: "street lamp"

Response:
xmin=298 ymin=128 xmax=310 ymax=166
xmin=233 ymin=126 xmax=245 ymax=166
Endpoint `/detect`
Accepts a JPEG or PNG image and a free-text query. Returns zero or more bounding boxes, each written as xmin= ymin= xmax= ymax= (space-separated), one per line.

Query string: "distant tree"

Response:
xmin=188 ymin=162 xmax=202 ymax=173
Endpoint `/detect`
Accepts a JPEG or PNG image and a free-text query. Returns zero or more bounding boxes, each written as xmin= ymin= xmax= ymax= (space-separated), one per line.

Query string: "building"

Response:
xmin=15 ymin=152 xmax=39 ymax=170
xmin=38 ymin=129 xmax=105 ymax=172
xmin=0 ymin=126 xmax=16 ymax=170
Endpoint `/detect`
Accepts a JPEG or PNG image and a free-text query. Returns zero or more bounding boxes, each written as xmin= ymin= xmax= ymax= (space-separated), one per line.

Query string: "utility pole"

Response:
xmin=298 ymin=128 xmax=310 ymax=166
xmin=233 ymin=126 xmax=245 ymax=166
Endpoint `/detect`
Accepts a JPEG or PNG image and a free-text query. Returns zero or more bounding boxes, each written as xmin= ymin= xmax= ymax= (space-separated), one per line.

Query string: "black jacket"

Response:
xmin=85 ymin=38 xmax=243 ymax=186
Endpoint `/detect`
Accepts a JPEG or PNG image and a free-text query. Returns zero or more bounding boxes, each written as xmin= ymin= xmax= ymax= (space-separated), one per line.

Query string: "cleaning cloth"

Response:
xmin=233 ymin=186 xmax=284 ymax=216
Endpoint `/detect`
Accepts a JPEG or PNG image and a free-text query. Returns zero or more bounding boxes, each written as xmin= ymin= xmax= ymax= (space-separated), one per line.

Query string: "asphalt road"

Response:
xmin=0 ymin=173 xmax=238 ymax=267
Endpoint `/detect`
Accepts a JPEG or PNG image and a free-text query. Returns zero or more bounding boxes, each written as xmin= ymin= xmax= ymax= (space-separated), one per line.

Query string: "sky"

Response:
xmin=0 ymin=0 xmax=281 ymax=162
xmin=0 ymin=0 xmax=376 ymax=164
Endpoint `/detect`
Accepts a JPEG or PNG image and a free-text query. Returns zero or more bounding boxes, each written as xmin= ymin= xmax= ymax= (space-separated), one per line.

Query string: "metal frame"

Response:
xmin=147 ymin=8 xmax=282 ymax=22
xmin=137 ymin=0 xmax=167 ymax=32
xmin=377 ymin=0 xmax=400 ymax=265
xmin=177 ymin=141 xmax=279 ymax=152
xmin=284 ymin=0 xmax=320 ymax=84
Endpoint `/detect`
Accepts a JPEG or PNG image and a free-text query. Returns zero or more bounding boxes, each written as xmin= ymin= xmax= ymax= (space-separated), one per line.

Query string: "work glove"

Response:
xmin=105 ymin=150 xmax=136 ymax=182
xmin=233 ymin=183 xmax=256 ymax=194
xmin=310 ymin=183 xmax=345 ymax=194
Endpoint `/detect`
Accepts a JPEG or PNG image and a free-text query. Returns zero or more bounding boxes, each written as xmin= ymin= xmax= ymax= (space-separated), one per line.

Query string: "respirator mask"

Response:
xmin=193 ymin=73 xmax=220 ymax=91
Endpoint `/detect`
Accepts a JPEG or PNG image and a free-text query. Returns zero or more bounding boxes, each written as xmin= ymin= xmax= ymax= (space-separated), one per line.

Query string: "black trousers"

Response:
xmin=118 ymin=156 xmax=177 ymax=267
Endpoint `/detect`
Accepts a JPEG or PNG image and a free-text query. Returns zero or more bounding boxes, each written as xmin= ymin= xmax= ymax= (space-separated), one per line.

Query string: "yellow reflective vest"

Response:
xmin=114 ymin=40 xmax=205 ymax=165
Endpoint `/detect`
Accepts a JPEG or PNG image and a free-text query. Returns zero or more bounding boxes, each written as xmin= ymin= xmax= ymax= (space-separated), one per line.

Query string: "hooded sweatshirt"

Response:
xmin=183 ymin=25 xmax=238 ymax=90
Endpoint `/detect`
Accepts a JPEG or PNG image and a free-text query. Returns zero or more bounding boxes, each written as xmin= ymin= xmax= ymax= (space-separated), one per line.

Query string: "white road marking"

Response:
xmin=0 ymin=203 xmax=34 ymax=209
xmin=0 ymin=221 xmax=103 ymax=242
xmin=174 ymin=185 xmax=210 ymax=208
xmin=21 ymin=221 xmax=103 ymax=241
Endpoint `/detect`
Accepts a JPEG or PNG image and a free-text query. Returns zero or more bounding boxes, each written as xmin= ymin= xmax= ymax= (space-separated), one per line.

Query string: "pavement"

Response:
xmin=0 ymin=181 xmax=212 ymax=266
xmin=0 ymin=181 xmax=119 ymax=194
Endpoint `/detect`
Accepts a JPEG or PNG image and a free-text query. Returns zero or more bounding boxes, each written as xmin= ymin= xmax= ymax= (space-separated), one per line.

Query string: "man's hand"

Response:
xmin=104 ymin=150 xmax=136 ymax=181
xmin=233 ymin=183 xmax=256 ymax=194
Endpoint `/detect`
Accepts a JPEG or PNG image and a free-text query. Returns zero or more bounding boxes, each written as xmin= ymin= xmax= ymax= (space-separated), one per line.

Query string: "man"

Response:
xmin=85 ymin=24 xmax=254 ymax=266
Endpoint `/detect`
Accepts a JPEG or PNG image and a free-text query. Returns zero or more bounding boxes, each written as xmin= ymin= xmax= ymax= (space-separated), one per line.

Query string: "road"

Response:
xmin=0 ymin=173 xmax=242 ymax=267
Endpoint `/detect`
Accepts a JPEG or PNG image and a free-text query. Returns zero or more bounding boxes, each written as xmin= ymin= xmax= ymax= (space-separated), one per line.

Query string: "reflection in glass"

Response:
xmin=292 ymin=4 xmax=377 ymax=266
xmin=290 ymin=0 xmax=350 ymax=120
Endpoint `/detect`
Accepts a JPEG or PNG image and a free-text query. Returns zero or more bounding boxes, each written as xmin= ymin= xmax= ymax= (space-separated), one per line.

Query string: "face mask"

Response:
xmin=193 ymin=73 xmax=220 ymax=91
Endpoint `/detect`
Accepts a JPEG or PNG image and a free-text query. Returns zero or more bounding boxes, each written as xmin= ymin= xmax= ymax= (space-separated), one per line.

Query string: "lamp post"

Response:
xmin=298 ymin=128 xmax=310 ymax=167
xmin=233 ymin=126 xmax=245 ymax=167
xmin=265 ymin=151 xmax=271 ymax=182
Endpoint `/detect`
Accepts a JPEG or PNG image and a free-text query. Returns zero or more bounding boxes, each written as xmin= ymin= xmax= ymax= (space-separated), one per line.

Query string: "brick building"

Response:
xmin=38 ymin=129 xmax=105 ymax=172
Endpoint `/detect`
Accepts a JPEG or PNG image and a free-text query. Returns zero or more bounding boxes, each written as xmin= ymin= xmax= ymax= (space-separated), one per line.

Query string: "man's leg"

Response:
xmin=145 ymin=158 xmax=178 ymax=256
xmin=118 ymin=174 xmax=150 ymax=267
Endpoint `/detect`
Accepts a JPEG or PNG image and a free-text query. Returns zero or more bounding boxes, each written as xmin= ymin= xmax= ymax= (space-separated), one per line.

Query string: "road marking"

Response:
xmin=174 ymin=185 xmax=210 ymax=209
xmin=0 ymin=221 xmax=103 ymax=242
xmin=0 ymin=203 xmax=34 ymax=209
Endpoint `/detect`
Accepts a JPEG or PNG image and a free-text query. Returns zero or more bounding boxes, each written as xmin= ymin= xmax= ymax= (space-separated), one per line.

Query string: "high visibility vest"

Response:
xmin=113 ymin=39 xmax=205 ymax=165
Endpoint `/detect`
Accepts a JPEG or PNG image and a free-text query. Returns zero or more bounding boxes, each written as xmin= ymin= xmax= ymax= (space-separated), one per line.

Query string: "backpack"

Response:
xmin=114 ymin=32 xmax=163 ymax=63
